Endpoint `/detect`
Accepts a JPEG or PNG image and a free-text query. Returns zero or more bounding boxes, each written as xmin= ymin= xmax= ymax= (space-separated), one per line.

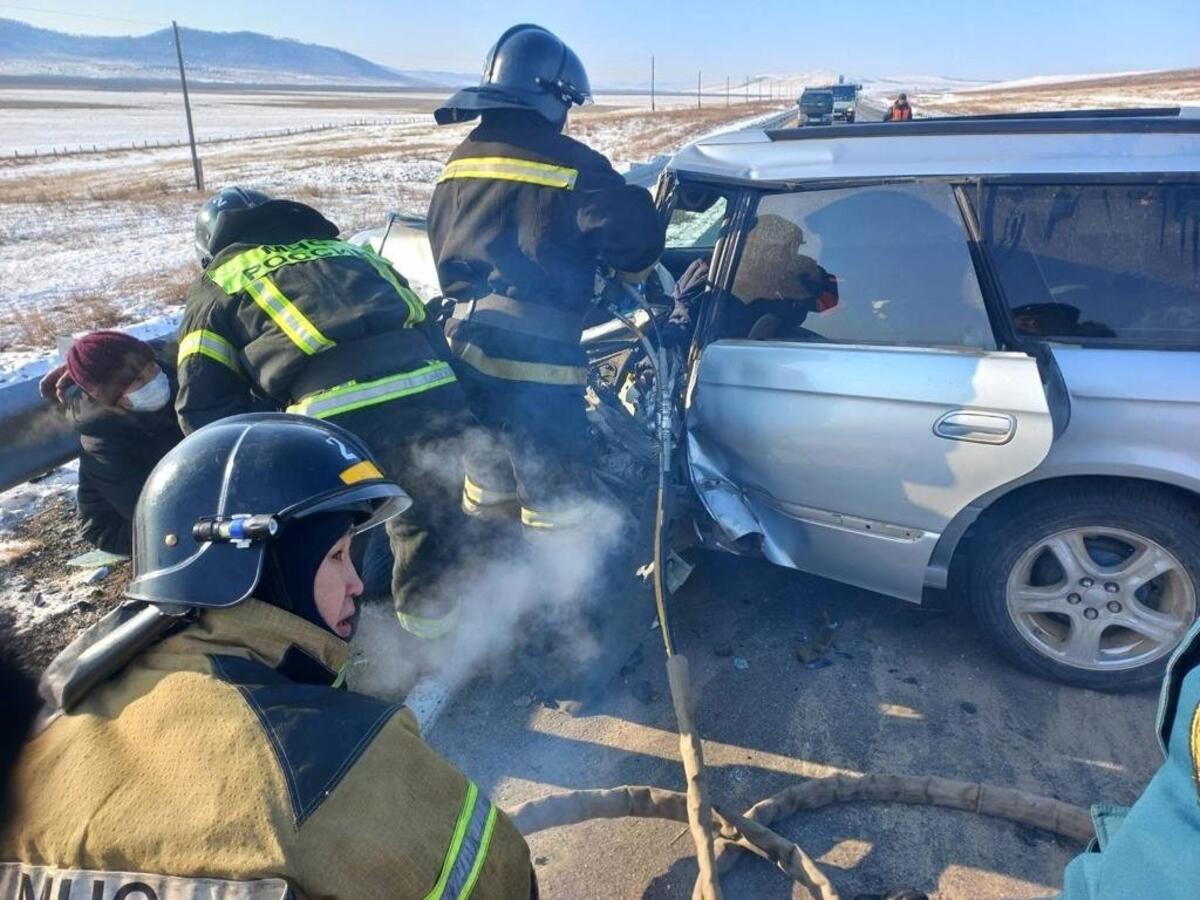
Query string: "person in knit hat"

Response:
xmin=38 ymin=331 xmax=185 ymax=555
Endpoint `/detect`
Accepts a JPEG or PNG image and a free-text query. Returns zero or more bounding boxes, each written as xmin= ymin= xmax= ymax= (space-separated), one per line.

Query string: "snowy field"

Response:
xmin=0 ymin=87 xmax=788 ymax=364
xmin=0 ymin=86 xmax=710 ymax=156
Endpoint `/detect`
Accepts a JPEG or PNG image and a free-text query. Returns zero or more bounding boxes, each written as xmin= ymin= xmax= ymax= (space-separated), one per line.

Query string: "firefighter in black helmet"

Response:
xmin=428 ymin=23 xmax=666 ymax=539
xmin=1 ymin=414 xmax=535 ymax=899
xmin=178 ymin=187 xmax=479 ymax=667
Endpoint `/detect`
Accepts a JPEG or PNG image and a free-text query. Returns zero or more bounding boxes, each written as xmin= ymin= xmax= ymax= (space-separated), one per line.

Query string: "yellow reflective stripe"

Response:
xmin=211 ymin=239 xmax=374 ymax=294
xmin=521 ymin=505 xmax=589 ymax=530
xmin=439 ymin=156 xmax=579 ymax=190
xmin=398 ymin=603 xmax=460 ymax=640
xmin=331 ymin=663 xmax=349 ymax=689
xmin=360 ymin=250 xmax=426 ymax=325
xmin=448 ymin=337 xmax=586 ymax=387
xmin=462 ymin=474 xmax=518 ymax=506
xmin=287 ymin=362 xmax=457 ymax=419
xmin=425 ymin=782 xmax=478 ymax=900
xmin=209 ymin=238 xmax=426 ymax=326
xmin=244 ymin=277 xmax=335 ymax=356
xmin=178 ymin=329 xmax=241 ymax=373
xmin=459 ymin=804 xmax=498 ymax=900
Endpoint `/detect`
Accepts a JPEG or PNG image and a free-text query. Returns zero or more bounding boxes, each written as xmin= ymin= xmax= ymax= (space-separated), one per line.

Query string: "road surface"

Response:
xmin=421 ymin=554 xmax=1159 ymax=899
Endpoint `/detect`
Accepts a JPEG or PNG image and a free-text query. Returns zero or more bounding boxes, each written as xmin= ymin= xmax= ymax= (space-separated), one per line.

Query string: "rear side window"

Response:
xmin=721 ymin=183 xmax=994 ymax=348
xmin=980 ymin=183 xmax=1200 ymax=347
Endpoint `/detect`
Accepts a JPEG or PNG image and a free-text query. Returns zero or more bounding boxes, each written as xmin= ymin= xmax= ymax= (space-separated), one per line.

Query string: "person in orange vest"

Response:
xmin=884 ymin=92 xmax=913 ymax=121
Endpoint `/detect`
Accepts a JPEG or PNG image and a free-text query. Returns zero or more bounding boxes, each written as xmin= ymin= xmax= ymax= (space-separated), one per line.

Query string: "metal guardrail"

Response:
xmin=0 ymin=376 xmax=80 ymax=492
xmin=0 ymin=107 xmax=797 ymax=494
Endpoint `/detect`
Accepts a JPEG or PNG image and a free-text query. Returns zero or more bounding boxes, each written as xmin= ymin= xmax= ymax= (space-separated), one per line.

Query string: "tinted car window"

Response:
xmin=981 ymin=183 xmax=1200 ymax=346
xmin=723 ymin=183 xmax=993 ymax=348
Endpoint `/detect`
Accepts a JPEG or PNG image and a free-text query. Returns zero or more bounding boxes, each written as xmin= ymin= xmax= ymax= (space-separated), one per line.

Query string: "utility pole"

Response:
xmin=745 ymin=75 xmax=749 ymax=103
xmin=650 ymin=55 xmax=655 ymax=112
xmin=697 ymin=70 xmax=701 ymax=109
xmin=726 ymin=76 xmax=730 ymax=107
xmin=172 ymin=20 xmax=203 ymax=191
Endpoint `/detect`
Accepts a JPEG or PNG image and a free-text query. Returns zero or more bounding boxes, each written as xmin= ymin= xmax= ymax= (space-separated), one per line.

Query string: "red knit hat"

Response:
xmin=66 ymin=330 xmax=155 ymax=405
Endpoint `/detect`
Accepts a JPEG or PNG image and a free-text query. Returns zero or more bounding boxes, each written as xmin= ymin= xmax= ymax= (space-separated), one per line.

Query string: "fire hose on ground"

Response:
xmin=529 ymin=291 xmax=1094 ymax=899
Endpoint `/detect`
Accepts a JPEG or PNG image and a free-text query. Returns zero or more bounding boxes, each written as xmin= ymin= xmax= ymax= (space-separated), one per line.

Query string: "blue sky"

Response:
xmin=3 ymin=0 xmax=1197 ymax=83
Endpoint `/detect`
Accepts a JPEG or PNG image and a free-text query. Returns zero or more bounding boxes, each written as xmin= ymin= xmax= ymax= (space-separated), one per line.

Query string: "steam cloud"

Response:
xmin=349 ymin=425 xmax=630 ymax=701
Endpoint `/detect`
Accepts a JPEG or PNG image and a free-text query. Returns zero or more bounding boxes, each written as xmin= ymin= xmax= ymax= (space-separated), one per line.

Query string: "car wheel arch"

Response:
xmin=931 ymin=473 xmax=1200 ymax=600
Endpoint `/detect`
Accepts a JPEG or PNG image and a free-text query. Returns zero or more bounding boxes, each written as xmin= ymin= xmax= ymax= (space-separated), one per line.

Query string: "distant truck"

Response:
xmin=830 ymin=82 xmax=862 ymax=122
xmin=798 ymin=88 xmax=834 ymax=126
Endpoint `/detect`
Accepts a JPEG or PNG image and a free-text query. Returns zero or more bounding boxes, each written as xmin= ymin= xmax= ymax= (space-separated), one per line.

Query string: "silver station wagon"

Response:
xmin=658 ymin=109 xmax=1200 ymax=690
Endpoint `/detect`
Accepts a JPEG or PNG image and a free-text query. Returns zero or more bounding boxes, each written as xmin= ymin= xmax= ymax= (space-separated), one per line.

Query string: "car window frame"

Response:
xmin=703 ymin=176 xmax=1007 ymax=352
xmin=966 ymin=172 xmax=1200 ymax=353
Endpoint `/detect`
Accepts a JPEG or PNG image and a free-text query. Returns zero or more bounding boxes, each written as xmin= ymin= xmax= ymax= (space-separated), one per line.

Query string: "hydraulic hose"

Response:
xmin=606 ymin=295 xmax=721 ymax=898
xmin=509 ymin=774 xmax=1093 ymax=899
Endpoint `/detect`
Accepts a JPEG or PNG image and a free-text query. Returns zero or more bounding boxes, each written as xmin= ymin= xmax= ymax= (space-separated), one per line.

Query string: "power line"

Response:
xmin=0 ymin=2 xmax=163 ymax=27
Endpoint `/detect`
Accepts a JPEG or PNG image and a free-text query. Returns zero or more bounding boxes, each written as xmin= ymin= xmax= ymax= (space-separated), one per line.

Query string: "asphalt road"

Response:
xmin=423 ymin=553 xmax=1160 ymax=899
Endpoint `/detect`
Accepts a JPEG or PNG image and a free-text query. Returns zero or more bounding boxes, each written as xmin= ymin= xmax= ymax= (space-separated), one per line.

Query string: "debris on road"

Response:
xmin=734 ymin=657 xmax=750 ymax=671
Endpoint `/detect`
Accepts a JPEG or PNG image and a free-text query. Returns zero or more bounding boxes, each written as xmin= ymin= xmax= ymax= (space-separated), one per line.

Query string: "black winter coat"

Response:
xmin=176 ymin=200 xmax=444 ymax=434
xmin=427 ymin=110 xmax=665 ymax=320
xmin=67 ymin=356 xmax=183 ymax=555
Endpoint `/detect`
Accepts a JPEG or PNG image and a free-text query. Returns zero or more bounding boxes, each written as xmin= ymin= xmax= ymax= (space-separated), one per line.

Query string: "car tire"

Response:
xmin=969 ymin=483 xmax=1200 ymax=691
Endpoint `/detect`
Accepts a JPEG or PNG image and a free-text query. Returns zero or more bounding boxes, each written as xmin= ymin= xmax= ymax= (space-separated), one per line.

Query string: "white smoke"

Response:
xmin=348 ymin=425 xmax=630 ymax=701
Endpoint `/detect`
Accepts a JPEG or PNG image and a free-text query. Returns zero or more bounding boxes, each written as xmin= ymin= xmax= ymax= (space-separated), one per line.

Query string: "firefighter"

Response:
xmin=38 ymin=330 xmax=183 ymax=555
xmin=0 ymin=414 xmax=535 ymax=899
xmin=884 ymin=92 xmax=913 ymax=121
xmin=427 ymin=23 xmax=666 ymax=540
xmin=177 ymin=187 xmax=476 ymax=663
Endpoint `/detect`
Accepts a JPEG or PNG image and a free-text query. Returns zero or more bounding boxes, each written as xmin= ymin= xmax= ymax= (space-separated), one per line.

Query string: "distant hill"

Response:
xmin=0 ymin=18 xmax=473 ymax=87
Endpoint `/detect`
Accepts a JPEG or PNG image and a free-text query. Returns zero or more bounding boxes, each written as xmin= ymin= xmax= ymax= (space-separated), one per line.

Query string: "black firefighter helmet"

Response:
xmin=127 ymin=413 xmax=410 ymax=609
xmin=435 ymin=23 xmax=592 ymax=129
xmin=193 ymin=185 xmax=271 ymax=268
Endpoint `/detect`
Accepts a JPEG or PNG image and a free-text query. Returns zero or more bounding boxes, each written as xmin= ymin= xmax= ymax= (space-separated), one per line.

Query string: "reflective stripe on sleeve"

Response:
xmin=448 ymin=337 xmax=586 ymax=387
xmin=398 ymin=602 xmax=460 ymax=641
xmin=286 ymin=361 xmax=457 ymax=419
xmin=178 ymin=329 xmax=242 ymax=374
xmin=244 ymin=277 xmax=336 ymax=356
xmin=438 ymin=156 xmax=579 ymax=190
xmin=425 ymin=781 xmax=499 ymax=900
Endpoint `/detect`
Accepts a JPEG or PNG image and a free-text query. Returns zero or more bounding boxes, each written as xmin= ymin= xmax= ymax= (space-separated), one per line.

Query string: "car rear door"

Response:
xmin=686 ymin=180 xmax=1055 ymax=601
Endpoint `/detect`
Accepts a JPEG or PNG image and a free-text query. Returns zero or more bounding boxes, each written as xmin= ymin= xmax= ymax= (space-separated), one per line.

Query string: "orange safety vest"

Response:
xmin=889 ymin=102 xmax=913 ymax=121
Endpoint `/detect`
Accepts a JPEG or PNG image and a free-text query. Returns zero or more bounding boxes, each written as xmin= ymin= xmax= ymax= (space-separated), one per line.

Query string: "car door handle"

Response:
xmin=933 ymin=411 xmax=1016 ymax=445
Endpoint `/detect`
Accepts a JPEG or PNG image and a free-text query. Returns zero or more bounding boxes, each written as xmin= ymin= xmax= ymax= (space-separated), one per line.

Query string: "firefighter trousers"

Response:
xmin=328 ymin=384 xmax=479 ymax=641
xmin=450 ymin=354 xmax=596 ymax=535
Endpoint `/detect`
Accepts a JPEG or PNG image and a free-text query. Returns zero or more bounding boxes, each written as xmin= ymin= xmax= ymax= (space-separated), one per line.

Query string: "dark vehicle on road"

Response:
xmin=798 ymin=88 xmax=834 ymax=126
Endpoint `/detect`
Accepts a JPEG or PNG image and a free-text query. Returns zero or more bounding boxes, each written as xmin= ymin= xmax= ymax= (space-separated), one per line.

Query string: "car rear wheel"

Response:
xmin=970 ymin=484 xmax=1200 ymax=691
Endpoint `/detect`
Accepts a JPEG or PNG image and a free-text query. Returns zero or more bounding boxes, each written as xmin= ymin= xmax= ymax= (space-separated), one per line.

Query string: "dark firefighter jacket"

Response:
xmin=1 ymin=599 xmax=534 ymax=900
xmin=176 ymin=200 xmax=455 ymax=434
xmin=66 ymin=353 xmax=183 ymax=555
xmin=427 ymin=110 xmax=665 ymax=378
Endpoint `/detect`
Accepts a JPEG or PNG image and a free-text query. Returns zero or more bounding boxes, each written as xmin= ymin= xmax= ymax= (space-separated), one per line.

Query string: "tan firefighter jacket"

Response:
xmin=1 ymin=600 xmax=533 ymax=900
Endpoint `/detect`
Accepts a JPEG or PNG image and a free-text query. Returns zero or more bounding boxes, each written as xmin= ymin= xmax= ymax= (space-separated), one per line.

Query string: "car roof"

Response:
xmin=668 ymin=107 xmax=1200 ymax=184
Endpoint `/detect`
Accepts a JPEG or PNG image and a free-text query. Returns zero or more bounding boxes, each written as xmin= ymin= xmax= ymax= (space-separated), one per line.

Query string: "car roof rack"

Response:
xmin=766 ymin=107 xmax=1200 ymax=141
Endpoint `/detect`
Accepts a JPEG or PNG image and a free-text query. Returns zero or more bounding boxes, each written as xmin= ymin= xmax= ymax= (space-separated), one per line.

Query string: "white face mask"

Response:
xmin=124 ymin=370 xmax=171 ymax=412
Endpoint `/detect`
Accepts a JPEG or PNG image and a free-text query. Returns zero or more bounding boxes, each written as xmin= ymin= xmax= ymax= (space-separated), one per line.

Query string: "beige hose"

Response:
xmin=508 ymin=773 xmax=1093 ymax=898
